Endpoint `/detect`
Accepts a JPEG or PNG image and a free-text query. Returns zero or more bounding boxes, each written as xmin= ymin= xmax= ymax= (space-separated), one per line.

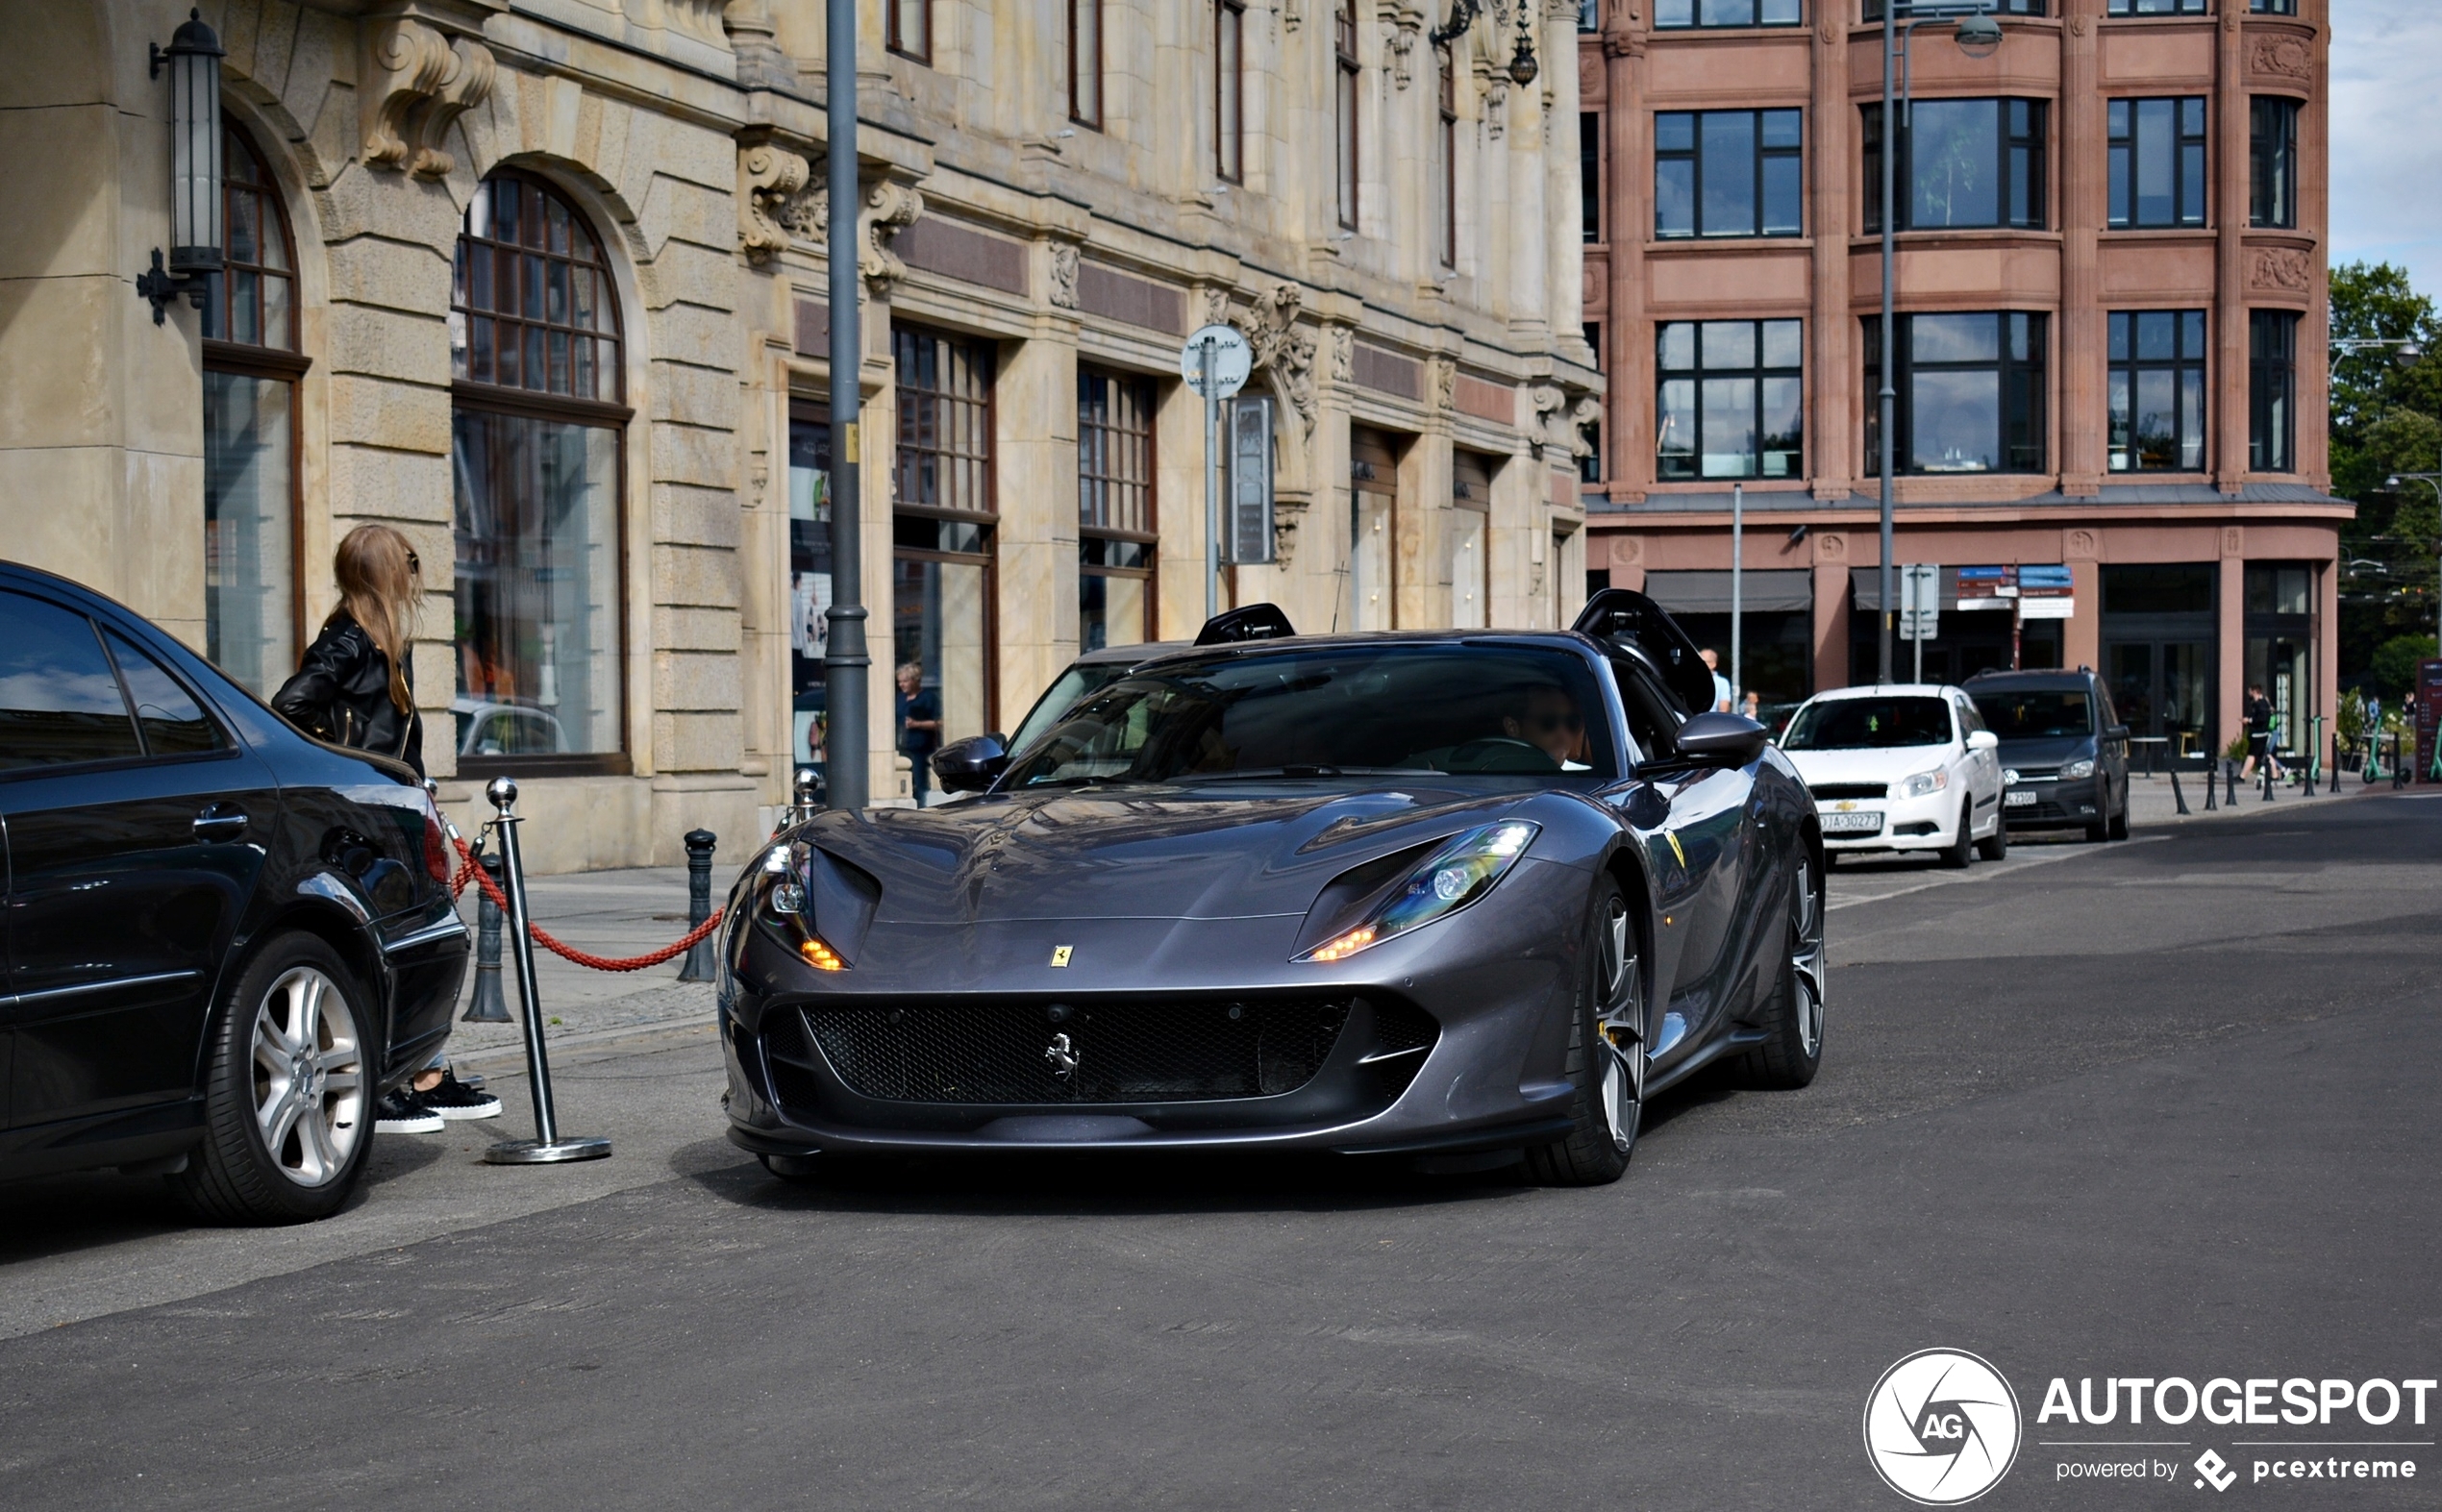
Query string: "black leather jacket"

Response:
xmin=272 ymin=616 xmax=425 ymax=777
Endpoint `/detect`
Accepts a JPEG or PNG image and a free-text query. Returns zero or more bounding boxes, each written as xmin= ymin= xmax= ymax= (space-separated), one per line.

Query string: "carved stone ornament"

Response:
xmin=2250 ymin=247 xmax=2312 ymax=292
xmin=1385 ymin=4 xmax=1422 ymax=89
xmin=861 ymin=182 xmax=925 ymax=296
xmin=738 ymin=140 xmax=810 ymax=264
xmin=365 ymin=17 xmax=496 ymax=180
xmin=779 ymin=181 xmax=827 ymax=240
xmin=1817 ymin=17 xmax=1839 ymax=45
xmin=2069 ymin=12 xmax=2089 ymax=36
xmin=2251 ymin=35 xmax=2312 ymax=80
xmin=1329 ymin=326 xmax=1355 ymax=385
xmin=1283 ymin=0 xmax=1303 ymax=29
xmin=1048 ymin=242 xmax=1081 ymax=310
xmin=1817 ymin=532 xmax=1845 ymax=561
xmin=1484 ymin=78 xmax=1509 ymax=140
xmin=1432 ymin=356 xmax=1457 ymax=408
xmin=723 ymin=0 xmax=796 ymax=91
xmin=1568 ymin=395 xmax=1603 ymax=459
xmin=1613 ymin=533 xmax=1642 ymax=565
xmin=1240 ymin=283 xmax=1318 ymax=436
xmin=2222 ymin=525 xmax=2245 ymax=558
xmin=2064 ymin=528 xmax=2098 ymax=560
xmin=1272 ymin=495 xmax=1310 ymax=567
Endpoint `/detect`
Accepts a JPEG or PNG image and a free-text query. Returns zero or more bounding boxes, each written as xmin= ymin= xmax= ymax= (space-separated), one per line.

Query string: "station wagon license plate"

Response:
xmin=1821 ymin=810 xmax=1883 ymax=833
xmin=2006 ymin=789 xmax=2039 ymax=807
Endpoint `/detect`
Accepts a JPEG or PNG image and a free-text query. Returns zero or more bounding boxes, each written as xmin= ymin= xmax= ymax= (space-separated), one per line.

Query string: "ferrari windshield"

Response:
xmin=1782 ymin=696 xmax=1954 ymax=751
xmin=1002 ymin=644 xmax=1617 ymax=787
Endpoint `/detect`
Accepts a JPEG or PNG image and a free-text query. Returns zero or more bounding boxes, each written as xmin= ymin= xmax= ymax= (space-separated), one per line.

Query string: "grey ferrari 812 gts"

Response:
xmin=720 ymin=591 xmax=1825 ymax=1185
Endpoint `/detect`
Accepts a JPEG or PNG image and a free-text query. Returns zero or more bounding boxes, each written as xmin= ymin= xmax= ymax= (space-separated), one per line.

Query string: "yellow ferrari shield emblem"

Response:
xmin=1050 ymin=945 xmax=1073 ymax=967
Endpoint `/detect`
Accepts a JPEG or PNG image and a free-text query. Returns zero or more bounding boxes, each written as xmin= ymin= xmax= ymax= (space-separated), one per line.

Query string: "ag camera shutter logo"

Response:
xmin=1864 ymin=1349 xmax=2023 ymax=1504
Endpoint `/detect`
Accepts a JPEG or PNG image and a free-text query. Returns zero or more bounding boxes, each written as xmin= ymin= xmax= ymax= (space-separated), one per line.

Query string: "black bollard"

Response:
xmin=481 ymin=777 xmax=611 ymax=1166
xmin=2225 ymin=758 xmax=2238 ymax=806
xmin=2170 ymin=768 xmax=2190 ymax=815
xmin=2204 ymin=759 xmax=2217 ymax=810
xmin=2261 ymin=756 xmax=2275 ymax=802
xmin=679 ymin=829 xmax=718 ymax=982
xmin=462 ymin=846 xmax=513 ymax=1023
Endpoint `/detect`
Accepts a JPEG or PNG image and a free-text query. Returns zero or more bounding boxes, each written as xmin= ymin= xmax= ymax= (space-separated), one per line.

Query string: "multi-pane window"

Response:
xmin=1582 ymin=113 xmax=1602 ymax=243
xmin=1582 ymin=323 xmax=1605 ymax=483
xmin=1216 ymin=0 xmax=1244 ymax=183
xmin=785 ymin=409 xmax=833 ymax=771
xmin=1580 ymin=0 xmax=1601 ymax=28
xmin=2250 ymin=98 xmax=2298 ymax=229
xmin=2108 ymin=98 xmax=2207 ymax=228
xmin=1334 ymin=1 xmax=1359 ymax=231
xmin=1656 ymin=110 xmax=1802 ymax=238
xmin=1078 ymin=369 xmax=1157 ymax=652
xmin=887 ymin=0 xmax=931 ymax=62
xmin=202 ymin=120 xmax=304 ymax=698
xmin=2108 ymin=0 xmax=2204 ymax=13
xmin=2249 ymin=0 xmax=2298 ymax=12
xmin=892 ymin=326 xmax=996 ymax=787
xmin=1069 ymin=0 xmax=1102 ymax=129
xmin=2249 ymin=310 xmax=2297 ymax=473
xmin=1657 ymin=319 xmax=1804 ymax=481
xmin=451 ymin=171 xmax=628 ymax=766
xmin=2108 ymin=310 xmax=2207 ymax=472
xmin=1864 ymin=312 xmax=2048 ymax=475
xmin=1862 ymin=100 xmax=2046 ymax=232
xmin=1657 ymin=0 xmax=1800 ymax=26
xmin=1436 ymin=61 xmax=1458 ymax=266
xmin=1867 ymin=0 xmax=2041 ymax=15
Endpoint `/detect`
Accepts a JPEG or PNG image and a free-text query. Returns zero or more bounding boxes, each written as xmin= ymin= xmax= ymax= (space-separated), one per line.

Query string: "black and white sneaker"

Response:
xmin=375 ymin=1088 xmax=444 ymax=1134
xmin=417 ymin=1068 xmax=503 ymax=1121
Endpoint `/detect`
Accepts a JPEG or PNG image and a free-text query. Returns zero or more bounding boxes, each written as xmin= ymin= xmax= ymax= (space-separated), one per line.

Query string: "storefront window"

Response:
xmin=202 ymin=122 xmax=304 ymax=696
xmin=788 ymin=412 xmax=834 ymax=774
xmin=893 ymin=326 xmax=997 ymax=801
xmin=450 ymin=171 xmax=627 ymax=769
xmin=1079 ymin=367 xmax=1156 ymax=651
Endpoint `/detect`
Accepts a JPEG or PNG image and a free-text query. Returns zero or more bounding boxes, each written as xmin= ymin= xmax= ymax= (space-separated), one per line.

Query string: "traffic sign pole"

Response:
xmin=1204 ymin=341 xmax=1218 ymax=622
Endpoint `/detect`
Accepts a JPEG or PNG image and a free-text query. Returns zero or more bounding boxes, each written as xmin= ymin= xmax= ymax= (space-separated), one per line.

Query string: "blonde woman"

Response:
xmin=274 ymin=523 xmax=428 ymax=778
xmin=274 ymin=525 xmax=500 ymax=1131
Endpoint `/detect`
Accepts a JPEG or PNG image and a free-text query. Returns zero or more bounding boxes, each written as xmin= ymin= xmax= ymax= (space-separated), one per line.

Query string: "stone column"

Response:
xmin=2217 ymin=533 xmax=2246 ymax=755
xmin=1812 ymin=540 xmax=1850 ymax=692
xmin=1808 ymin=8 xmax=1851 ymax=500
xmin=994 ymin=316 xmax=1080 ymax=727
xmin=2058 ymin=0 xmax=2106 ymax=496
xmin=2063 ymin=532 xmax=2102 ymax=672
xmin=2212 ymin=4 xmax=2249 ymax=491
xmin=1603 ymin=27 xmax=1649 ymax=502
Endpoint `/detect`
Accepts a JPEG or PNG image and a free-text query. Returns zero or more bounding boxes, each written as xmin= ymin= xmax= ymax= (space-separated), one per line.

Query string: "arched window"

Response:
xmin=450 ymin=170 xmax=629 ymax=771
xmin=202 ymin=120 xmax=305 ymax=695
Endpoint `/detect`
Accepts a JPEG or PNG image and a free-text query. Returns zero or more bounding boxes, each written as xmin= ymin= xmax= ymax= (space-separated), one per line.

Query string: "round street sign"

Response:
xmin=1181 ymin=323 xmax=1253 ymax=399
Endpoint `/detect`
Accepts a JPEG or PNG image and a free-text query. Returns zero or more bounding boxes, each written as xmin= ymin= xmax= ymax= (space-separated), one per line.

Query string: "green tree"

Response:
xmin=2331 ymin=262 xmax=2442 ymax=682
xmin=2370 ymin=634 xmax=2438 ymax=700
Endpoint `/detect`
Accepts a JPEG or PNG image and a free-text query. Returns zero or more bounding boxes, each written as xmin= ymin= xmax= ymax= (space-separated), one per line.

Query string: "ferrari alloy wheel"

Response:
xmin=1524 ymin=880 xmax=1640 ymax=1186
xmin=1742 ymin=861 xmax=1826 ymax=1089
xmin=172 ymin=934 xmax=377 ymax=1224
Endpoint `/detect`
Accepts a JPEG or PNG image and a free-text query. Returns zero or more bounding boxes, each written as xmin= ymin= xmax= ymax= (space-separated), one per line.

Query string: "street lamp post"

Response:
xmin=822 ymin=0 xmax=870 ymax=810
xmin=1876 ymin=0 xmax=2002 ymax=684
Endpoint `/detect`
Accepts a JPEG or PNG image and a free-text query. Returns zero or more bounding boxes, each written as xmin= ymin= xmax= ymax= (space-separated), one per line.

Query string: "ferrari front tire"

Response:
xmin=1741 ymin=861 xmax=1826 ymax=1090
xmin=1523 ymin=880 xmax=1640 ymax=1187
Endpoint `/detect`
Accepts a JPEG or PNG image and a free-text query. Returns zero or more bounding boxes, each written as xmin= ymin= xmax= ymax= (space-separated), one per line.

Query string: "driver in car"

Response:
xmin=1503 ymin=683 xmax=1590 ymax=767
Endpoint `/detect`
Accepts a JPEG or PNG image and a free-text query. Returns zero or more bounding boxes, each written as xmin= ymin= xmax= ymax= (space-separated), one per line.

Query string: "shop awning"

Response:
xmin=1640 ymin=569 xmax=1813 ymax=615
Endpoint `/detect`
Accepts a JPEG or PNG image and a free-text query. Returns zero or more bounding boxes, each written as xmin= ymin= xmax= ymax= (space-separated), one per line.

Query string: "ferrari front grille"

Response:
xmin=782 ymin=997 xmax=1358 ymax=1105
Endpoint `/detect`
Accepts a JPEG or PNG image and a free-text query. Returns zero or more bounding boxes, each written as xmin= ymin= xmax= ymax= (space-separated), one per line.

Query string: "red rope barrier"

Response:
xmin=451 ymin=835 xmax=725 ymax=973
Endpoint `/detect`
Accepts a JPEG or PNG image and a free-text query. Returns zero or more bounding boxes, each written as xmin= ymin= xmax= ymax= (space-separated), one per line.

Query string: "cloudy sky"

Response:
xmin=2330 ymin=0 xmax=2442 ymax=298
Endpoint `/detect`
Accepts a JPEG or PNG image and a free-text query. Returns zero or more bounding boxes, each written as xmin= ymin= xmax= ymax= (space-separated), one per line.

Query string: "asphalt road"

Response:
xmin=2 ymin=788 xmax=2435 ymax=1510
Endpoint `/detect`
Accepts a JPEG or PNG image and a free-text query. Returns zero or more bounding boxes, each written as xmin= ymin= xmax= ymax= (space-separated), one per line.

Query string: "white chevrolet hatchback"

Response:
xmin=1779 ymin=684 xmax=2006 ymax=867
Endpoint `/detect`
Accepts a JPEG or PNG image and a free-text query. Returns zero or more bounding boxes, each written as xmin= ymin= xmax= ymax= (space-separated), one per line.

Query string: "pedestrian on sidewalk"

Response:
xmin=1701 ymin=649 xmax=1733 ymax=713
xmin=896 ymin=660 xmax=942 ymax=806
xmin=272 ymin=524 xmax=501 ymax=1134
xmin=2240 ymin=682 xmax=2278 ymax=782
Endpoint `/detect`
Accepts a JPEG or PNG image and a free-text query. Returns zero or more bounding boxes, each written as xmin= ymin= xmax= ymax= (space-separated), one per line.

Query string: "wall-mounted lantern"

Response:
xmin=1431 ymin=0 xmax=1540 ymax=87
xmin=137 ymin=8 xmax=225 ymax=325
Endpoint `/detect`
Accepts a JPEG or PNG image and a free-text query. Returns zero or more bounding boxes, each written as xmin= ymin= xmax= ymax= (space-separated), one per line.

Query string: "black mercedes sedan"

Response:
xmin=721 ymin=592 xmax=1826 ymax=1186
xmin=0 ymin=561 xmax=468 ymax=1222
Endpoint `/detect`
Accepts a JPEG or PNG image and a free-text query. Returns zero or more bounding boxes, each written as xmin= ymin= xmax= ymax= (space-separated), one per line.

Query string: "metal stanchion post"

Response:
xmin=2170 ymin=768 xmax=2189 ymax=814
xmin=2202 ymin=759 xmax=2216 ymax=810
xmin=481 ymin=777 xmax=611 ymax=1166
xmin=461 ymin=847 xmax=512 ymax=1023
xmin=678 ymin=829 xmax=717 ymax=982
xmin=2261 ymin=755 xmax=2275 ymax=802
xmin=2225 ymin=758 xmax=2237 ymax=806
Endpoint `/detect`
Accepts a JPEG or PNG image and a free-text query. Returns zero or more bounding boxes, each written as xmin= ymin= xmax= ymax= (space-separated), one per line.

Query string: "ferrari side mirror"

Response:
xmin=933 ymin=732 xmax=1010 ymax=793
xmin=1675 ymin=711 xmax=1769 ymax=768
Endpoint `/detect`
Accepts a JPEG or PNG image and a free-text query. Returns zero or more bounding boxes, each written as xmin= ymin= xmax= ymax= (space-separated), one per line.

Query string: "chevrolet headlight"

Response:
xmin=1298 ymin=821 xmax=1539 ymax=963
xmin=2060 ymin=758 xmax=2096 ymax=781
xmin=1900 ymin=769 xmax=1949 ymax=800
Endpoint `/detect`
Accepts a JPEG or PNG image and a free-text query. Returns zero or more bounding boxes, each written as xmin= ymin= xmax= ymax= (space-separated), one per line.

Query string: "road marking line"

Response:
xmin=1825 ymin=837 xmax=2168 ymax=911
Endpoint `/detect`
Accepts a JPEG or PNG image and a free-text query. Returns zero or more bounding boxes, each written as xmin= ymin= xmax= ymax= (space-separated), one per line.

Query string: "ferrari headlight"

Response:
xmin=755 ymin=846 xmax=846 ymax=970
xmin=1297 ymin=821 xmax=1539 ymax=963
xmin=1900 ymin=768 xmax=1949 ymax=800
xmin=2060 ymin=757 xmax=2096 ymax=781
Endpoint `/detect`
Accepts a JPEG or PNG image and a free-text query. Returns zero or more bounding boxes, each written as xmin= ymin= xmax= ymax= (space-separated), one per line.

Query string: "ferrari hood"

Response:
xmin=797 ymin=784 xmax=1529 ymax=925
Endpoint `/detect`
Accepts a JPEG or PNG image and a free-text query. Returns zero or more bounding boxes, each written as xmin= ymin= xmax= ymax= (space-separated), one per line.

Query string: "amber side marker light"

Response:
xmin=798 ymin=935 xmax=847 ymax=971
xmin=1306 ymin=926 xmax=1377 ymax=963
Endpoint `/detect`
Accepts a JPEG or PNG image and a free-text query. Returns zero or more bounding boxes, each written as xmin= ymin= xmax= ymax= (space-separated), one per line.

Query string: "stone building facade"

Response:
xmin=1577 ymin=0 xmax=2345 ymax=764
xmin=2 ymin=0 xmax=1600 ymax=871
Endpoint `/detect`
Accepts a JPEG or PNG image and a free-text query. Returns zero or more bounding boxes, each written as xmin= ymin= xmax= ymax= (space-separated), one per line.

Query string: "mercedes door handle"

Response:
xmin=192 ymin=804 xmax=250 ymax=842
